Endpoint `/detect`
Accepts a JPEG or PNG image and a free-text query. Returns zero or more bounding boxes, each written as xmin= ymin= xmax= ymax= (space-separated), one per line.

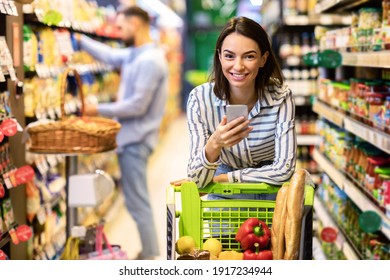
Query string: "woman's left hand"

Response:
xmin=213 ymin=174 xmax=228 ymax=183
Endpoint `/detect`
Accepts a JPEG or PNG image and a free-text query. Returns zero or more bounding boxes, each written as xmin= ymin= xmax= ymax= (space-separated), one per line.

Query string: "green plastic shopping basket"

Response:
xmin=166 ymin=181 xmax=315 ymax=260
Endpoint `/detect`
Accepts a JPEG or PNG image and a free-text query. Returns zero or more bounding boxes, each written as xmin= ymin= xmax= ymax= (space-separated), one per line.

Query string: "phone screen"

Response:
xmin=226 ymin=105 xmax=248 ymax=122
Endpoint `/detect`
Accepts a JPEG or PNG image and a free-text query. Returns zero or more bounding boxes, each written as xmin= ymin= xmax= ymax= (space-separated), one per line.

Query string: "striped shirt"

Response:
xmin=186 ymin=82 xmax=296 ymax=188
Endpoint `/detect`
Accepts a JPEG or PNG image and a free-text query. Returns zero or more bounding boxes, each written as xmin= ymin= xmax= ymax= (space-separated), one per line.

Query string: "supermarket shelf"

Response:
xmin=343 ymin=117 xmax=390 ymax=154
xmin=341 ymin=51 xmax=390 ymax=69
xmin=313 ymin=148 xmax=346 ymax=188
xmin=343 ymin=180 xmax=390 ymax=240
xmin=314 ymin=0 xmax=381 ymax=14
xmin=313 ymin=148 xmax=390 ymax=240
xmin=313 ymin=196 xmax=360 ymax=260
xmin=312 ymin=99 xmax=344 ymax=127
xmin=284 ymin=14 xmax=351 ymax=26
xmin=297 ymin=134 xmax=321 ymax=146
xmin=313 ymin=99 xmax=390 ymax=155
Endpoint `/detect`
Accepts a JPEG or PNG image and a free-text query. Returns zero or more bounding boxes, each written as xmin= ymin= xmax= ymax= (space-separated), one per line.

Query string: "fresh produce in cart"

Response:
xmin=235 ymin=217 xmax=271 ymax=251
xmin=167 ymin=169 xmax=315 ymax=261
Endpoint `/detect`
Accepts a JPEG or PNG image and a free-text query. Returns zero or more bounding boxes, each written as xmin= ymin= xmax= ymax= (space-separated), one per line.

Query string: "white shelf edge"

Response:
xmin=314 ymin=100 xmax=390 ymax=155
xmin=284 ymin=14 xmax=351 ymax=26
xmin=297 ymin=135 xmax=321 ymax=146
xmin=343 ymin=118 xmax=390 ymax=155
xmin=313 ymin=196 xmax=360 ymax=260
xmin=313 ymin=100 xmax=344 ymax=127
xmin=341 ymin=51 xmax=390 ymax=69
xmin=312 ymin=148 xmax=345 ymax=188
xmin=343 ymin=181 xmax=390 ymax=240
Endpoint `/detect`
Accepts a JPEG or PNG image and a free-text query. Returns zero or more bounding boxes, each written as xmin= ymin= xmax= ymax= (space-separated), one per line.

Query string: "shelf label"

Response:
xmin=1 ymin=118 xmax=17 ymax=136
xmin=321 ymin=227 xmax=338 ymax=243
xmin=16 ymin=224 xmax=33 ymax=242
xmin=14 ymin=165 xmax=35 ymax=185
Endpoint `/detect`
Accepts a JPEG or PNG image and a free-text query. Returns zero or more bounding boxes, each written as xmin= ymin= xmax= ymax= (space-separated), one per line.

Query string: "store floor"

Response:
xmin=104 ymin=113 xmax=189 ymax=260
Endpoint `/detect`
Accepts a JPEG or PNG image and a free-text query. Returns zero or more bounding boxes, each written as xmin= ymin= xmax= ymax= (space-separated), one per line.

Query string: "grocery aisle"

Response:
xmin=105 ymin=113 xmax=189 ymax=260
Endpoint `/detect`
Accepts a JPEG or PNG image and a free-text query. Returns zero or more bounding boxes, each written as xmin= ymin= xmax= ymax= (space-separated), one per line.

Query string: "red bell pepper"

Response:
xmin=243 ymin=243 xmax=273 ymax=260
xmin=235 ymin=218 xmax=271 ymax=250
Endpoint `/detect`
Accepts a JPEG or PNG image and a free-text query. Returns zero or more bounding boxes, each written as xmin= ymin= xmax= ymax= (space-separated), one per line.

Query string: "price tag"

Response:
xmin=1 ymin=118 xmax=17 ymax=136
xmin=320 ymin=227 xmax=338 ymax=243
xmin=16 ymin=224 xmax=33 ymax=242
xmin=14 ymin=165 xmax=35 ymax=185
xmin=358 ymin=211 xmax=382 ymax=233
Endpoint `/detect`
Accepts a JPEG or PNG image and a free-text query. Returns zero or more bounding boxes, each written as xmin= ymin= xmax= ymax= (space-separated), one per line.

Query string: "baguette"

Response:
xmin=271 ymin=183 xmax=289 ymax=259
xmin=284 ymin=169 xmax=307 ymax=260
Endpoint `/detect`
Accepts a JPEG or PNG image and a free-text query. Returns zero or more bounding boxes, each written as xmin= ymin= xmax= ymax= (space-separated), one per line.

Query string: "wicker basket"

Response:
xmin=27 ymin=68 xmax=121 ymax=154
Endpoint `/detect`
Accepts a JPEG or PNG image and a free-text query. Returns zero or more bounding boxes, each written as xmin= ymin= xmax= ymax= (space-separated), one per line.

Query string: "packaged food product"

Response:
xmin=365 ymin=92 xmax=387 ymax=128
xmin=358 ymin=7 xmax=382 ymax=29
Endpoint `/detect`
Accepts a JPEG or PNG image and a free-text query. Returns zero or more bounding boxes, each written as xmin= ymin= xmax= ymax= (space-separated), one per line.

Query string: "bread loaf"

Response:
xmin=283 ymin=169 xmax=306 ymax=260
xmin=270 ymin=183 xmax=289 ymax=260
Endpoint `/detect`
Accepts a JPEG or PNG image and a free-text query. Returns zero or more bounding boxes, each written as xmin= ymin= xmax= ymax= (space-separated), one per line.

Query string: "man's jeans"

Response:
xmin=118 ymin=143 xmax=159 ymax=259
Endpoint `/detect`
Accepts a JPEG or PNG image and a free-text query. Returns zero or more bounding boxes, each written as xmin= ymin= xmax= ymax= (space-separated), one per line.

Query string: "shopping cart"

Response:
xmin=166 ymin=181 xmax=315 ymax=260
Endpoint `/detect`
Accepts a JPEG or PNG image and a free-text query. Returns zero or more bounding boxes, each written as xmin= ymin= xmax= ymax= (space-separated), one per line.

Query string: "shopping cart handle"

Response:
xmin=175 ymin=181 xmax=315 ymax=207
xmin=185 ymin=181 xmax=281 ymax=195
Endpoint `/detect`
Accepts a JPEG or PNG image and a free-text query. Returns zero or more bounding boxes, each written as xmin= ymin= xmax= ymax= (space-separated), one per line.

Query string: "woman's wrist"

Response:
xmin=205 ymin=135 xmax=221 ymax=163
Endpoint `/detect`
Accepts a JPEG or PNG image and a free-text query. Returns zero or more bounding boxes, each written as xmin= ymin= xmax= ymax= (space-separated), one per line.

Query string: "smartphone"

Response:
xmin=226 ymin=104 xmax=248 ymax=123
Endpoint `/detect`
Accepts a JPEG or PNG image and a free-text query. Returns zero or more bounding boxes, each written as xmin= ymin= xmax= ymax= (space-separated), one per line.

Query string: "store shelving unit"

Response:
xmin=313 ymin=148 xmax=390 ymax=240
xmin=315 ymin=0 xmax=383 ymax=13
xmin=313 ymin=100 xmax=390 ymax=154
xmin=0 ymin=1 xmax=27 ymax=260
xmin=311 ymin=0 xmax=390 ymax=259
xmin=313 ymin=195 xmax=360 ymax=259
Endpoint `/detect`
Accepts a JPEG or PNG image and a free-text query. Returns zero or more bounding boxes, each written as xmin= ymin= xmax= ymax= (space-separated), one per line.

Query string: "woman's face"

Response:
xmin=219 ymin=32 xmax=268 ymax=92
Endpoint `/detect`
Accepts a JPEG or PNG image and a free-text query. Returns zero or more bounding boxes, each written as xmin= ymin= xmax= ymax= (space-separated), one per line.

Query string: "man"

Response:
xmin=77 ymin=6 xmax=168 ymax=260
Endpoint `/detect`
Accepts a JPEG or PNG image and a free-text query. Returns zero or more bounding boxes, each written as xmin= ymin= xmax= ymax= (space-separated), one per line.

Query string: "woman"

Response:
xmin=186 ymin=16 xmax=296 ymax=191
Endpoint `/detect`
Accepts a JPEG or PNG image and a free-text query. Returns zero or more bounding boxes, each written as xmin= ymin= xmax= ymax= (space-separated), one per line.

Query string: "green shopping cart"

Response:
xmin=166 ymin=181 xmax=315 ymax=260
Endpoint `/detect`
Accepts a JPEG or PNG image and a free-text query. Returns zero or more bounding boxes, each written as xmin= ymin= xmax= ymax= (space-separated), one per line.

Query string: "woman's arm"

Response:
xmin=186 ymin=86 xmax=253 ymax=188
xmin=226 ymin=90 xmax=297 ymax=185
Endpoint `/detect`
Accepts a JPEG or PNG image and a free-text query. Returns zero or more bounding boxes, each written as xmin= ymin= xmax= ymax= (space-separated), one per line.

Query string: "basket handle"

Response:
xmin=60 ymin=67 xmax=85 ymax=119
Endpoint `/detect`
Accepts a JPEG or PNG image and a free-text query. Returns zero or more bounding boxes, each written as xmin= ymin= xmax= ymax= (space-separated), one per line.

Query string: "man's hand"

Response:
xmin=84 ymin=104 xmax=98 ymax=116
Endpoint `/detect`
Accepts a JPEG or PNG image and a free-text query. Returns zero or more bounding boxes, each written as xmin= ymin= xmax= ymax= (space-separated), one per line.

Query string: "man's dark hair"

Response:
xmin=119 ymin=6 xmax=150 ymax=24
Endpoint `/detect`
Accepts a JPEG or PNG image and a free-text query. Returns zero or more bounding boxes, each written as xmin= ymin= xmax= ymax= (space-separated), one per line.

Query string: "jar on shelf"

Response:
xmin=356 ymin=83 xmax=368 ymax=121
xmin=339 ymin=83 xmax=350 ymax=112
xmin=365 ymin=92 xmax=387 ymax=129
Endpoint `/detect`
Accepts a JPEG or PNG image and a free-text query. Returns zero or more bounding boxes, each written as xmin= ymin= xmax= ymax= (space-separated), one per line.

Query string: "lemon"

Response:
xmin=175 ymin=235 xmax=196 ymax=254
xmin=202 ymin=238 xmax=222 ymax=257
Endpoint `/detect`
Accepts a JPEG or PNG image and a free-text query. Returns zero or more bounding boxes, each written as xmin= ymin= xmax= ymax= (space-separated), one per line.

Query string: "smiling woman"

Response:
xmin=185 ymin=16 xmax=297 ymax=191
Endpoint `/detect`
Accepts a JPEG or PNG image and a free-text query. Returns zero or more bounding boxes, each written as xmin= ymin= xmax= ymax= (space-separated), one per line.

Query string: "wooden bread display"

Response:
xmin=271 ymin=169 xmax=308 ymax=260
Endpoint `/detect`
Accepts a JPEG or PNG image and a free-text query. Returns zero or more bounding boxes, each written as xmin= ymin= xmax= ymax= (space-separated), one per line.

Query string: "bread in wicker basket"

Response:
xmin=26 ymin=68 xmax=121 ymax=154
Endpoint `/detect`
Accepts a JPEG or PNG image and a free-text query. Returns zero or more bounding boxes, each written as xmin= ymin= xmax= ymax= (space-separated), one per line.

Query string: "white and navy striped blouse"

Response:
xmin=186 ymin=82 xmax=297 ymax=188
